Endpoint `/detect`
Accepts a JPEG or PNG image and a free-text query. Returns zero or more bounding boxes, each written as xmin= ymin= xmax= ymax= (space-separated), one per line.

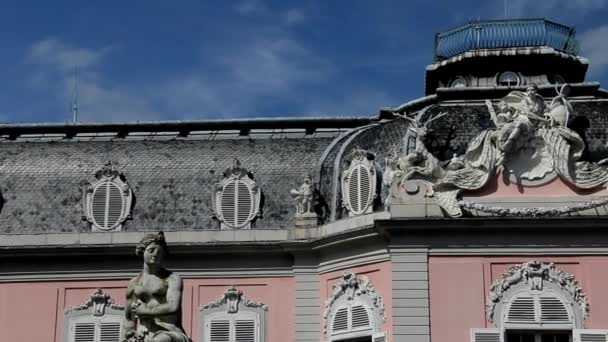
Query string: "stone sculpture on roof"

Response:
xmin=387 ymin=84 xmax=608 ymax=217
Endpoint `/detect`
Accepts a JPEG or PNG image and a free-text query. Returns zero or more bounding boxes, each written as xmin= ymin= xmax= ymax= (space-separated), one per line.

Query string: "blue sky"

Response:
xmin=1 ymin=0 xmax=608 ymax=123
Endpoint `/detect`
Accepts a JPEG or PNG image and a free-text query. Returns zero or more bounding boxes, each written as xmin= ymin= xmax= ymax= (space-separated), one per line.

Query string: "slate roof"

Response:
xmin=1 ymin=85 xmax=608 ymax=235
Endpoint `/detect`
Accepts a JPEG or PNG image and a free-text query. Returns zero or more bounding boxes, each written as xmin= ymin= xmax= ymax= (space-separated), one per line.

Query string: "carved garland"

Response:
xmin=323 ymin=272 xmax=386 ymax=334
xmin=486 ymin=261 xmax=589 ymax=322
xmin=64 ymin=288 xmax=124 ymax=316
xmin=459 ymin=197 xmax=608 ymax=217
xmin=200 ymin=286 xmax=268 ymax=313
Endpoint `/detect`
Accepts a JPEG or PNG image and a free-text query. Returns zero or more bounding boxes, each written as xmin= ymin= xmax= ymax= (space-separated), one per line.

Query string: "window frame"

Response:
xmin=63 ymin=289 xmax=125 ymax=342
xmin=341 ymin=149 xmax=378 ymax=217
xmin=497 ymin=71 xmax=521 ymax=87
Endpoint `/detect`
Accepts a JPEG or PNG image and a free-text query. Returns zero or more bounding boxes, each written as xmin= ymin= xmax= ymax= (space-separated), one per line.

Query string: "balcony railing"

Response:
xmin=434 ymin=18 xmax=579 ymax=61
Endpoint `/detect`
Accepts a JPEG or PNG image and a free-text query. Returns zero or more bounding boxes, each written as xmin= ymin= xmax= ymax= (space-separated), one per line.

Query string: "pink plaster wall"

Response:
xmin=185 ymin=277 xmax=295 ymax=342
xmin=465 ymin=175 xmax=608 ymax=198
xmin=429 ymin=256 xmax=608 ymax=342
xmin=0 ymin=276 xmax=294 ymax=342
xmin=320 ymin=261 xmax=393 ymax=342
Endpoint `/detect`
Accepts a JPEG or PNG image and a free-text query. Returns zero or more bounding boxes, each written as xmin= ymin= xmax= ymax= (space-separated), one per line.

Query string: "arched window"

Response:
xmin=63 ymin=289 xmax=124 ymax=342
xmin=199 ymin=286 xmax=267 ymax=342
xmin=83 ymin=161 xmax=133 ymax=232
xmin=212 ymin=159 xmax=262 ymax=229
xmin=323 ymin=273 xmax=387 ymax=342
xmin=341 ymin=149 xmax=379 ymax=216
xmin=472 ymin=262 xmax=606 ymax=342
xmin=497 ymin=71 xmax=521 ymax=87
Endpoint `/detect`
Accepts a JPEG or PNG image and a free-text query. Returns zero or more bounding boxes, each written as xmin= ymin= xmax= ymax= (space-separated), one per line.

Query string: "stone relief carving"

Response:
xmin=322 ymin=272 xmax=386 ymax=334
xmin=64 ymin=288 xmax=124 ymax=316
xmin=211 ymin=159 xmax=262 ymax=229
xmin=200 ymin=286 xmax=268 ymax=313
xmin=82 ymin=160 xmax=133 ymax=232
xmin=387 ymin=84 xmax=608 ymax=217
xmin=486 ymin=261 xmax=589 ymax=323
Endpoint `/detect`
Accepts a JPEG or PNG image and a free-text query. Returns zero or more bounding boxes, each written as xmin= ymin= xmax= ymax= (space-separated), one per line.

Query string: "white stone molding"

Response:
xmin=486 ymin=261 xmax=589 ymax=324
xmin=200 ymin=286 xmax=268 ymax=313
xmin=323 ymin=272 xmax=386 ymax=335
xmin=341 ymin=148 xmax=378 ymax=216
xmin=82 ymin=161 xmax=133 ymax=232
xmin=64 ymin=288 xmax=124 ymax=316
xmin=212 ymin=159 xmax=262 ymax=229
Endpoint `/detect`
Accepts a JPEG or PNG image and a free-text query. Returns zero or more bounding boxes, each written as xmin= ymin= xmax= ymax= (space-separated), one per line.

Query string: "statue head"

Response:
xmin=526 ymin=84 xmax=539 ymax=96
xmin=135 ymin=231 xmax=169 ymax=263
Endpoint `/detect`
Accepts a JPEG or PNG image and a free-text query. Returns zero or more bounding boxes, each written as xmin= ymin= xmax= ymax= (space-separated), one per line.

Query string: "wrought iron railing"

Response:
xmin=434 ymin=19 xmax=579 ymax=61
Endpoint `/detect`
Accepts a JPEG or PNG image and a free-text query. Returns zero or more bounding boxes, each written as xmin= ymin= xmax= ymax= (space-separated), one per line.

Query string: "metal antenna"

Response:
xmin=71 ymin=66 xmax=79 ymax=123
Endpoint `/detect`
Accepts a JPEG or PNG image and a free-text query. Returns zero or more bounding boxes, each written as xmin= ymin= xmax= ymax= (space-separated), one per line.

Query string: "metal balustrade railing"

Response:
xmin=434 ymin=19 xmax=579 ymax=61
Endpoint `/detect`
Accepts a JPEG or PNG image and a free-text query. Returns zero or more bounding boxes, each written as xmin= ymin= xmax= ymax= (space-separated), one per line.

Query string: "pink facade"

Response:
xmin=466 ymin=175 xmax=608 ymax=197
xmin=429 ymin=256 xmax=608 ymax=342
xmin=320 ymin=261 xmax=393 ymax=342
xmin=0 ymin=277 xmax=295 ymax=342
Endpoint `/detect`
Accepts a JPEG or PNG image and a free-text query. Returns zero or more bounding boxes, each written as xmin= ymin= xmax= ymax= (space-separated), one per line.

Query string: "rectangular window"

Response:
xmin=506 ymin=331 xmax=571 ymax=342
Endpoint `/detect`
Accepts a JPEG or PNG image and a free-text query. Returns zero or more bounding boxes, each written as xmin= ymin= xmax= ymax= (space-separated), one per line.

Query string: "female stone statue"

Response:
xmin=123 ymin=232 xmax=190 ymax=342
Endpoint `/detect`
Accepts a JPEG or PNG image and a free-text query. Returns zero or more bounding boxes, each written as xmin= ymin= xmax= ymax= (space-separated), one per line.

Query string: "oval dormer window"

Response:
xmin=497 ymin=71 xmax=520 ymax=87
xmin=83 ymin=161 xmax=133 ymax=232
xmin=450 ymin=76 xmax=467 ymax=88
xmin=341 ymin=149 xmax=377 ymax=217
xmin=212 ymin=159 xmax=262 ymax=230
xmin=220 ymin=179 xmax=255 ymax=229
xmin=91 ymin=181 xmax=125 ymax=230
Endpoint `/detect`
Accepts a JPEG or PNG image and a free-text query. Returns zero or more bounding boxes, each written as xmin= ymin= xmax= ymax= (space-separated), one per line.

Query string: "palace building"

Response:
xmin=2 ymin=18 xmax=608 ymax=342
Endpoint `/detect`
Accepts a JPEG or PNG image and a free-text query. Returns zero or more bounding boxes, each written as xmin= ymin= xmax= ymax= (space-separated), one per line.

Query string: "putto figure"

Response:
xmin=290 ymin=175 xmax=317 ymax=215
xmin=123 ymin=232 xmax=191 ymax=342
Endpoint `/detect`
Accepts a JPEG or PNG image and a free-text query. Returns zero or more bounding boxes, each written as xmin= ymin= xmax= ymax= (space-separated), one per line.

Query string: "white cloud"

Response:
xmin=283 ymin=8 xmax=305 ymax=26
xmin=579 ymin=25 xmax=608 ymax=78
xmin=234 ymin=0 xmax=267 ymax=15
xmin=26 ymin=38 xmax=159 ymax=122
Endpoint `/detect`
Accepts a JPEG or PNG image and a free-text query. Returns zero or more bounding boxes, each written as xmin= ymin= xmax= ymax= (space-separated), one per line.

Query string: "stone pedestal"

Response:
xmin=294 ymin=212 xmax=318 ymax=227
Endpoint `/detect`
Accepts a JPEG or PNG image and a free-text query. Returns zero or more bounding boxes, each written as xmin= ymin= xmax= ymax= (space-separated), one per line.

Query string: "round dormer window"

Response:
xmin=497 ymin=71 xmax=520 ymax=87
xmin=450 ymin=77 xmax=467 ymax=88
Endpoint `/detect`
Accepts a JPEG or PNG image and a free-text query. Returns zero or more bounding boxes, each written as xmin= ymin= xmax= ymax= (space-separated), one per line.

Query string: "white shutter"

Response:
xmin=73 ymin=322 xmax=96 ymax=342
xmin=507 ymin=296 xmax=536 ymax=323
xmin=347 ymin=165 xmax=373 ymax=215
xmin=91 ymin=181 xmax=125 ymax=230
xmin=208 ymin=319 xmax=231 ymax=342
xmin=351 ymin=304 xmax=371 ymax=329
xmin=373 ymin=331 xmax=387 ymax=342
xmin=220 ymin=180 xmax=254 ymax=228
xmin=332 ymin=307 xmax=349 ymax=333
xmin=470 ymin=328 xmax=503 ymax=342
xmin=236 ymin=181 xmax=253 ymax=227
xmin=234 ymin=319 xmax=256 ymax=342
xmin=573 ymin=329 xmax=608 ymax=342
xmin=99 ymin=322 xmax=121 ymax=342
xmin=540 ymin=296 xmax=570 ymax=323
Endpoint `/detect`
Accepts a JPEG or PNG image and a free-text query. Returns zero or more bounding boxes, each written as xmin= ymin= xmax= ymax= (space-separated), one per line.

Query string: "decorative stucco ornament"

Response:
xmin=322 ymin=272 xmax=386 ymax=334
xmin=64 ymin=288 xmax=124 ymax=316
xmin=387 ymin=84 xmax=608 ymax=217
xmin=486 ymin=261 xmax=589 ymax=322
xmin=200 ymin=286 xmax=268 ymax=313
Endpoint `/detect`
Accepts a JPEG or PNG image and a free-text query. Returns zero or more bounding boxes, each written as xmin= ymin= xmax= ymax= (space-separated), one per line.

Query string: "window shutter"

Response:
xmin=332 ymin=306 xmax=349 ymax=333
xmin=470 ymin=328 xmax=503 ymax=342
xmin=540 ymin=296 xmax=570 ymax=323
xmin=573 ymin=330 xmax=608 ymax=342
xmin=373 ymin=331 xmax=387 ymax=342
xmin=351 ymin=304 xmax=371 ymax=329
xmin=99 ymin=322 xmax=121 ymax=342
xmin=234 ymin=319 xmax=256 ymax=342
xmin=209 ymin=319 xmax=231 ymax=342
xmin=91 ymin=181 xmax=125 ymax=230
xmin=73 ymin=322 xmax=96 ymax=342
xmin=507 ymin=296 xmax=536 ymax=323
xmin=348 ymin=164 xmax=373 ymax=215
xmin=220 ymin=180 xmax=254 ymax=228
